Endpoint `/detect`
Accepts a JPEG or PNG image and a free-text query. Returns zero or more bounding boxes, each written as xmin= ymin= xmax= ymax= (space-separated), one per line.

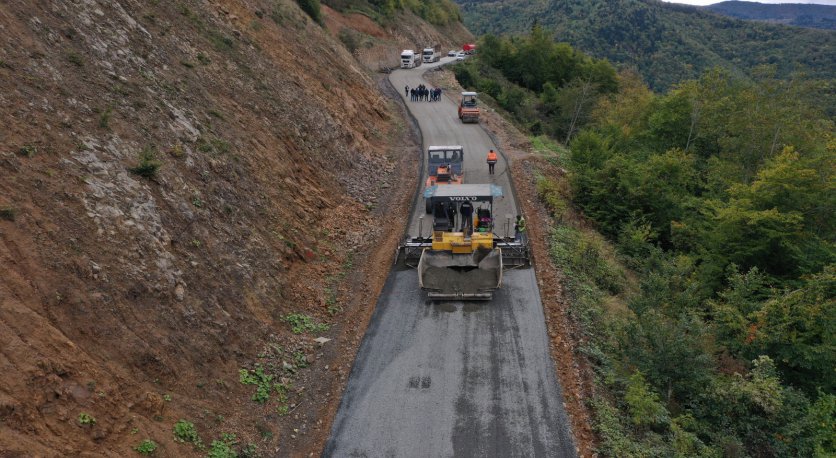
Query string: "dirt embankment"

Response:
xmin=0 ymin=1 xmax=446 ymax=456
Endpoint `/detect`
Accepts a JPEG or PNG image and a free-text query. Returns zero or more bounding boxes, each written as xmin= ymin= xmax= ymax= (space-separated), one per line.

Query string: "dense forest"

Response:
xmin=454 ymin=0 xmax=835 ymax=92
xmin=706 ymin=1 xmax=836 ymax=31
xmin=454 ymin=30 xmax=835 ymax=457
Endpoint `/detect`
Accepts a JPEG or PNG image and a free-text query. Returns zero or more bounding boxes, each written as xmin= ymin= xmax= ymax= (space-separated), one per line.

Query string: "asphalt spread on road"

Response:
xmin=323 ymin=59 xmax=577 ymax=458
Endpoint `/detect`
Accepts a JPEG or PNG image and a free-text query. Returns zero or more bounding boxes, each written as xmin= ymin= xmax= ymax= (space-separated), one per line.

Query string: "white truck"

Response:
xmin=422 ymin=45 xmax=441 ymax=63
xmin=400 ymin=50 xmax=422 ymax=69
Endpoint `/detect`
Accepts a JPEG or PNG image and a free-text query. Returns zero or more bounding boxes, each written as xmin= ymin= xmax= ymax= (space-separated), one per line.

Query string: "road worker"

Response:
xmin=486 ymin=149 xmax=498 ymax=175
xmin=515 ymin=214 xmax=526 ymax=242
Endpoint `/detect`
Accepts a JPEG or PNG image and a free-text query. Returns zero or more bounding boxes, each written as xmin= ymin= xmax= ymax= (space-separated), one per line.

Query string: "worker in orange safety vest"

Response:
xmin=486 ymin=149 xmax=498 ymax=175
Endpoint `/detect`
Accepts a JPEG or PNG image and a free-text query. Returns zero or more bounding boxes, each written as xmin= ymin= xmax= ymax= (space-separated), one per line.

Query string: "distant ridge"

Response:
xmin=455 ymin=0 xmax=835 ymax=90
xmin=705 ymin=1 xmax=836 ymax=30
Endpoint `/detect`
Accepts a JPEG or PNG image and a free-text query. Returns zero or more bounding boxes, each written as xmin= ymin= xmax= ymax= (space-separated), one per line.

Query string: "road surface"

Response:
xmin=324 ymin=58 xmax=577 ymax=457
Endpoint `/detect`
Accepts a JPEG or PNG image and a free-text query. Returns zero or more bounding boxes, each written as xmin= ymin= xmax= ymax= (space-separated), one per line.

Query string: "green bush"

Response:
xmin=0 ymin=207 xmax=16 ymax=221
xmin=134 ymin=439 xmax=158 ymax=455
xmin=295 ymin=0 xmax=322 ymax=25
xmin=536 ymin=176 xmax=568 ymax=219
xmin=173 ymin=419 xmax=201 ymax=445
xmin=128 ymin=148 xmax=162 ymax=179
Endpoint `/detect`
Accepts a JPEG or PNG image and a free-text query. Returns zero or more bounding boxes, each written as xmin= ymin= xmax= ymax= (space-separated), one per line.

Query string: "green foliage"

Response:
xmin=531 ymin=67 xmax=833 ymax=456
xmin=240 ymin=443 xmax=259 ymax=458
xmin=239 ymin=365 xmax=273 ymax=403
xmin=536 ymin=176 xmax=568 ymax=220
xmin=173 ymin=419 xmax=201 ymax=445
xmin=624 ymin=371 xmax=669 ymax=428
xmin=129 ymin=148 xmax=162 ymax=179
xmin=453 ymin=29 xmax=617 ymax=139
xmin=67 ymin=51 xmax=83 ymax=67
xmin=77 ymin=412 xmax=96 ymax=425
xmin=713 ymin=266 xmax=836 ymax=394
xmin=805 ymin=391 xmax=836 ymax=455
xmin=590 ymin=397 xmax=647 ymax=457
xmin=550 ymin=226 xmax=625 ymax=295
xmin=134 ymin=439 xmax=158 ymax=455
xmin=196 ymin=136 xmax=231 ymax=155
xmin=295 ymin=0 xmax=323 ymax=25
xmin=0 ymin=207 xmax=16 ymax=221
xmin=282 ymin=313 xmax=329 ymax=334
xmin=458 ymin=0 xmax=836 ymax=94
xmin=207 ymin=433 xmax=238 ymax=458
xmin=98 ymin=108 xmax=112 ymax=128
xmin=17 ymin=145 xmax=37 ymax=157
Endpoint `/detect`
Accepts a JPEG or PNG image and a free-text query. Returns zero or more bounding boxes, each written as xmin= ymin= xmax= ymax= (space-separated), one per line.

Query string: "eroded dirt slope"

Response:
xmin=0 ymin=0 xmax=432 ymax=456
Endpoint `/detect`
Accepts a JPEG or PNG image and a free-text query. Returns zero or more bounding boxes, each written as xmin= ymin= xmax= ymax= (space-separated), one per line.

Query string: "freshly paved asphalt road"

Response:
xmin=323 ymin=58 xmax=577 ymax=457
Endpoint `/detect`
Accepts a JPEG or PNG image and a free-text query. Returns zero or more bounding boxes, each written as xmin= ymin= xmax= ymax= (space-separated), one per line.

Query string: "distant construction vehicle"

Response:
xmin=401 ymin=184 xmax=530 ymax=300
xmin=424 ymin=145 xmax=464 ymax=213
xmin=458 ymin=92 xmax=480 ymax=123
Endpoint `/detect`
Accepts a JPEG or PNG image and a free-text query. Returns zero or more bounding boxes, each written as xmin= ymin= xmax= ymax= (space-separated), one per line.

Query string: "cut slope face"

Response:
xmin=0 ymin=0 xmax=415 ymax=455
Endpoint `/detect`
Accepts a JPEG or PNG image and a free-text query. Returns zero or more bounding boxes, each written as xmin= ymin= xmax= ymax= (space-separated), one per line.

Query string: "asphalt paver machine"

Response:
xmin=401 ymin=184 xmax=529 ymax=300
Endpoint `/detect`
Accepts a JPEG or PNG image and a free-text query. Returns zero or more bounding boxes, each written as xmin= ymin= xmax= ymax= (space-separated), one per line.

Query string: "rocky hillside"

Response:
xmin=0 ymin=0 xmax=461 ymax=456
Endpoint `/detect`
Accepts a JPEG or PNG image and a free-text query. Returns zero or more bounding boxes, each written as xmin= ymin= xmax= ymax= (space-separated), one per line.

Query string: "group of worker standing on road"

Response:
xmin=406 ymin=85 xmax=442 ymax=102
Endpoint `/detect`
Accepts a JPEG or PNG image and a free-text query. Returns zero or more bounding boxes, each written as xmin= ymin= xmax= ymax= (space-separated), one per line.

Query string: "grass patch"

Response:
xmin=207 ymin=30 xmax=234 ymax=52
xmin=283 ymin=313 xmax=329 ymax=334
xmin=531 ymin=135 xmax=569 ymax=165
xmin=128 ymin=148 xmax=162 ymax=179
xmin=67 ymin=51 xmax=83 ymax=67
xmin=196 ymin=136 xmax=231 ymax=155
xmin=98 ymin=107 xmax=112 ymax=129
xmin=17 ymin=145 xmax=37 ymax=157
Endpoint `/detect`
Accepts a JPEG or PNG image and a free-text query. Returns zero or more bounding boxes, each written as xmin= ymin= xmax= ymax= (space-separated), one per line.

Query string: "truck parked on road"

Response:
xmin=462 ymin=43 xmax=477 ymax=55
xmin=422 ymin=45 xmax=441 ymax=63
xmin=400 ymin=50 xmax=422 ymax=69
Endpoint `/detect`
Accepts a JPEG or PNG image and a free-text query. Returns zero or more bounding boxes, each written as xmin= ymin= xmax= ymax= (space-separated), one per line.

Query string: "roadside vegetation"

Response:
xmin=459 ymin=28 xmax=835 ymax=457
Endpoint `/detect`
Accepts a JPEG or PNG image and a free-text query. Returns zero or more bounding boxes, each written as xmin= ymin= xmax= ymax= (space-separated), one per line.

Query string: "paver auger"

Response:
xmin=401 ymin=184 xmax=529 ymax=300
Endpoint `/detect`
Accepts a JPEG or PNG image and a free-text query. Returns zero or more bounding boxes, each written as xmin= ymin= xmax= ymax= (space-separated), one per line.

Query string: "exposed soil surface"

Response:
xmin=0 ymin=1 xmax=439 ymax=456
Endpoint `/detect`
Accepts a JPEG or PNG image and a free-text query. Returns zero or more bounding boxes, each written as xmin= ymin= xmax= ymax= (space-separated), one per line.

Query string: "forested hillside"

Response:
xmin=454 ymin=0 xmax=835 ymax=91
xmin=451 ymin=29 xmax=835 ymax=457
xmin=706 ymin=1 xmax=836 ymax=30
